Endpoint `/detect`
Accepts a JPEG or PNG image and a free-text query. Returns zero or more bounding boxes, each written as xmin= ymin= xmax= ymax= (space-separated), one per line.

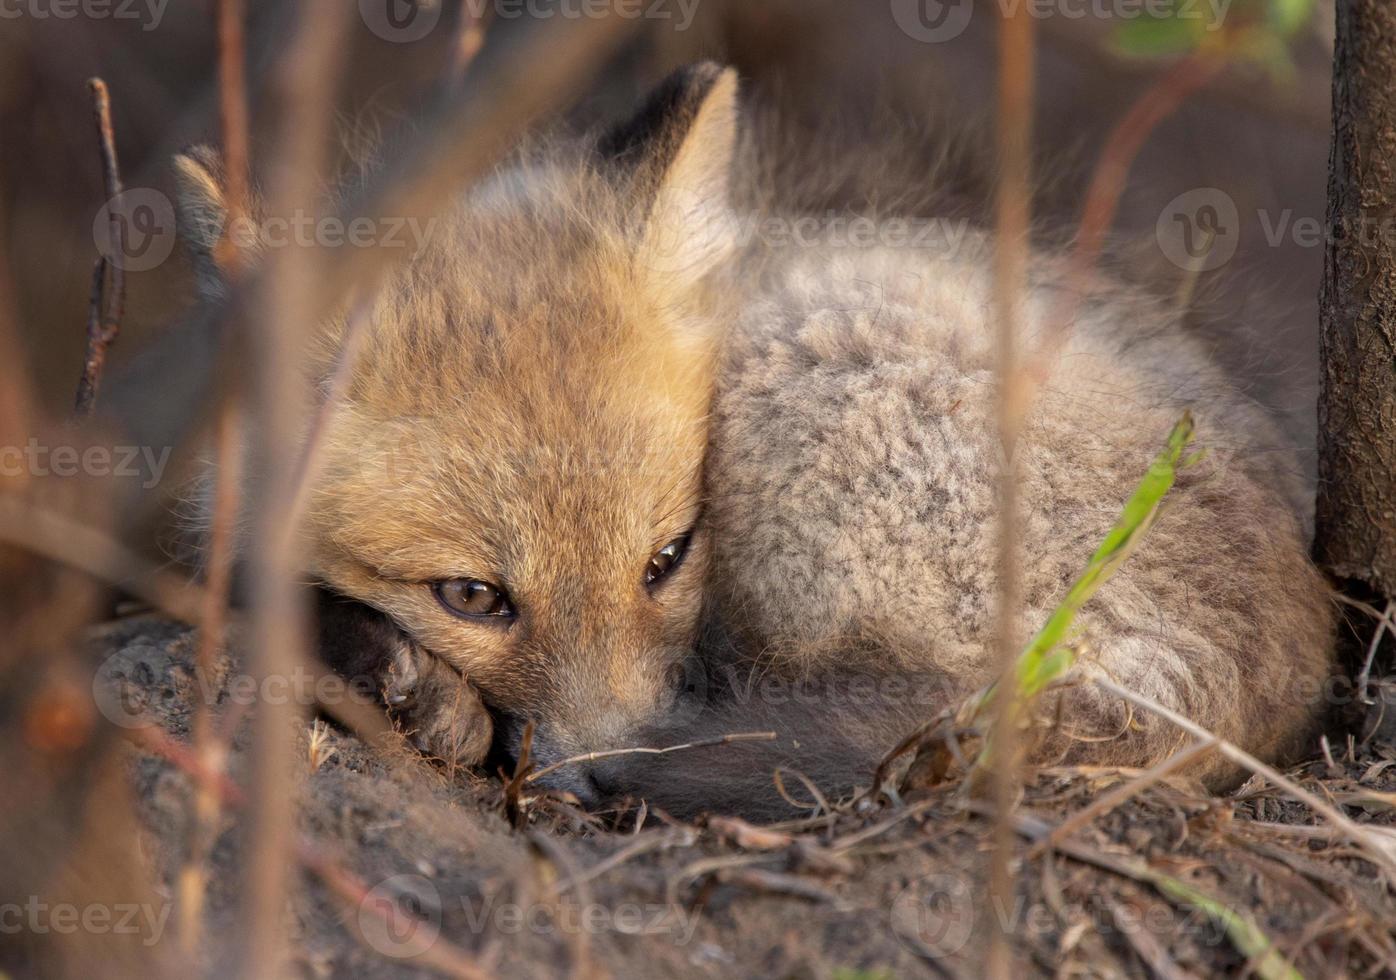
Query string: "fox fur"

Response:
xmin=174 ymin=63 xmax=1336 ymax=817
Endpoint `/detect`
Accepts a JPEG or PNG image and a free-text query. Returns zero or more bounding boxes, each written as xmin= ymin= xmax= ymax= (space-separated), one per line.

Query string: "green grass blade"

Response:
xmin=1146 ymin=869 xmax=1304 ymax=980
xmin=979 ymin=412 xmax=1197 ymax=715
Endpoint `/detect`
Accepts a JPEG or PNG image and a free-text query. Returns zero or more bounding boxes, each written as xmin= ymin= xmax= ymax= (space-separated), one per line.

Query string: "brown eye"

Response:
xmin=433 ymin=579 xmax=516 ymax=620
xmin=645 ymin=535 xmax=690 ymax=589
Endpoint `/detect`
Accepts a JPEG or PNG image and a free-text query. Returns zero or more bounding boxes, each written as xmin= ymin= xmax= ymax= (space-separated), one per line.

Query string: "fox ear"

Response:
xmin=603 ymin=63 xmax=741 ymax=301
xmin=173 ymin=145 xmax=258 ymax=296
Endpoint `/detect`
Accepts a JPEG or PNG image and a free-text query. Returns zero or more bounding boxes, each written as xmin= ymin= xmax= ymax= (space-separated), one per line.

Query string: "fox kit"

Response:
xmin=175 ymin=64 xmax=1335 ymax=816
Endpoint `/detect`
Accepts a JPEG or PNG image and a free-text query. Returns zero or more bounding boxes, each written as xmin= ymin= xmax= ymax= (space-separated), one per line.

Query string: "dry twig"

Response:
xmin=1028 ymin=738 xmax=1218 ymax=858
xmin=181 ymin=0 xmax=253 ymax=951
xmin=0 ymin=495 xmax=206 ymax=622
xmin=0 ymin=193 xmax=34 ymax=452
xmin=234 ymin=4 xmax=354 ymax=975
xmin=1025 ymin=53 xmax=1227 ymax=388
xmin=1356 ymin=598 xmax=1395 ymax=705
xmin=305 ymin=846 xmax=492 ymax=980
xmin=214 ymin=0 xmax=250 ymax=271
xmin=553 ymin=827 xmax=697 ymax=897
xmin=524 ymin=731 xmax=776 ymax=785
xmin=987 ymin=5 xmax=1036 ymax=973
xmin=75 ymin=78 xmax=126 ymax=417
xmin=179 ymin=405 xmax=243 ymax=953
xmin=1093 ymin=676 xmax=1396 ymax=879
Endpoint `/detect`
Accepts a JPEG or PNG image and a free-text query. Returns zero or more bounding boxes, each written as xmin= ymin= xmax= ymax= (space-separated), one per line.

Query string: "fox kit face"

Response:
xmin=313 ymin=270 xmax=715 ymax=761
xmin=175 ymin=65 xmax=742 ymax=774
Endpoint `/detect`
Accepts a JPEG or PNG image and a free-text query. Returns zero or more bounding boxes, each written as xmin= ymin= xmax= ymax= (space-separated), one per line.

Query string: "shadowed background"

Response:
xmin=4 ymin=0 xmax=1332 ymax=451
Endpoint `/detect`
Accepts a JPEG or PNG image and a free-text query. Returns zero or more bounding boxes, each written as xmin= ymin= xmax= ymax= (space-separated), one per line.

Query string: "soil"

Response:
xmin=91 ymin=614 xmax=1396 ymax=978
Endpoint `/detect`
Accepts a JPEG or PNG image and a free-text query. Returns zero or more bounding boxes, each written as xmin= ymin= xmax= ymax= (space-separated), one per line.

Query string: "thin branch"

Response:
xmin=303 ymin=847 xmax=492 ymax=980
xmin=125 ymin=724 xmax=248 ymax=805
xmin=1028 ymin=737 xmax=1218 ymax=859
xmin=717 ymin=867 xmax=842 ymax=904
xmin=1024 ymin=53 xmax=1226 ymax=390
xmin=1236 ymin=820 xmax=1396 ymax=848
xmin=214 ymin=0 xmax=250 ymax=273
xmin=552 ymin=827 xmax=697 ymax=897
xmin=0 ymin=171 xmax=34 ymax=456
xmin=81 ymin=257 xmax=108 ymax=406
xmin=0 ymin=495 xmax=206 ymax=622
xmin=1093 ymin=675 xmax=1396 ymax=879
xmin=235 ymin=3 xmax=355 ymax=975
xmin=75 ymin=78 xmax=126 ymax=417
xmin=524 ymin=731 xmax=776 ymax=785
xmin=182 ymin=1 xmax=252 ymax=950
xmin=826 ymin=799 xmax=937 ymax=854
xmin=987 ymin=3 xmax=1036 ymax=974
xmin=1356 ymin=598 xmax=1394 ymax=704
xmin=287 ymin=295 xmax=374 ymax=530
xmin=179 ymin=406 xmax=243 ymax=954
xmin=1104 ymin=895 xmax=1196 ymax=980
xmin=772 ymin=766 xmax=832 ymax=816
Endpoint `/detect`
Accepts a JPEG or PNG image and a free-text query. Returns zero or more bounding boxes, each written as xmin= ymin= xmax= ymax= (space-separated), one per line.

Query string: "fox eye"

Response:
xmin=433 ymin=579 xmax=516 ymax=620
xmin=645 ymin=535 xmax=690 ymax=589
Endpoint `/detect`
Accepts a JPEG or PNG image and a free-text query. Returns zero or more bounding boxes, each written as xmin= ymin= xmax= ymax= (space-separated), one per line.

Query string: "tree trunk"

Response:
xmin=1316 ymin=0 xmax=1396 ymax=597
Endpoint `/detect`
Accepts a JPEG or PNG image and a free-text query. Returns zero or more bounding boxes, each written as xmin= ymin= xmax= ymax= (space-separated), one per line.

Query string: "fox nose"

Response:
xmin=493 ymin=715 xmax=624 ymax=810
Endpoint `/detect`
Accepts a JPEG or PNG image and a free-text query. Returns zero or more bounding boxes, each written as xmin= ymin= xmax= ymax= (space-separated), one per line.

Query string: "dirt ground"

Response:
xmin=78 ymin=612 xmax=1396 ymax=978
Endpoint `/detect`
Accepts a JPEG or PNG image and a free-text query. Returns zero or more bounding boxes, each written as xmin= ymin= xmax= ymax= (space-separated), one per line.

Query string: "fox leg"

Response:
xmin=312 ymin=586 xmax=493 ymax=767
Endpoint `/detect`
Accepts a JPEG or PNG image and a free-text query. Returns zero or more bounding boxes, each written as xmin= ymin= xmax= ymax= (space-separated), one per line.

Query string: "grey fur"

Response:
xmin=702 ymin=238 xmax=1334 ymax=791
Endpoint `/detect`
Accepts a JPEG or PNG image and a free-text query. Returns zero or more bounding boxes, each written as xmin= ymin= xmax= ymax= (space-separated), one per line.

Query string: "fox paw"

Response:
xmin=379 ymin=639 xmax=493 ymax=767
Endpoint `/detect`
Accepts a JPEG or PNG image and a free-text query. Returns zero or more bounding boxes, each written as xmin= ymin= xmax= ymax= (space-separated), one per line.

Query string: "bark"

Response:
xmin=1316 ymin=0 xmax=1396 ymax=596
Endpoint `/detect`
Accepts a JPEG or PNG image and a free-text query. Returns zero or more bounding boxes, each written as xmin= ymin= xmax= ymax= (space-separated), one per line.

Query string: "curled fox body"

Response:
xmin=176 ymin=64 xmax=1335 ymax=817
